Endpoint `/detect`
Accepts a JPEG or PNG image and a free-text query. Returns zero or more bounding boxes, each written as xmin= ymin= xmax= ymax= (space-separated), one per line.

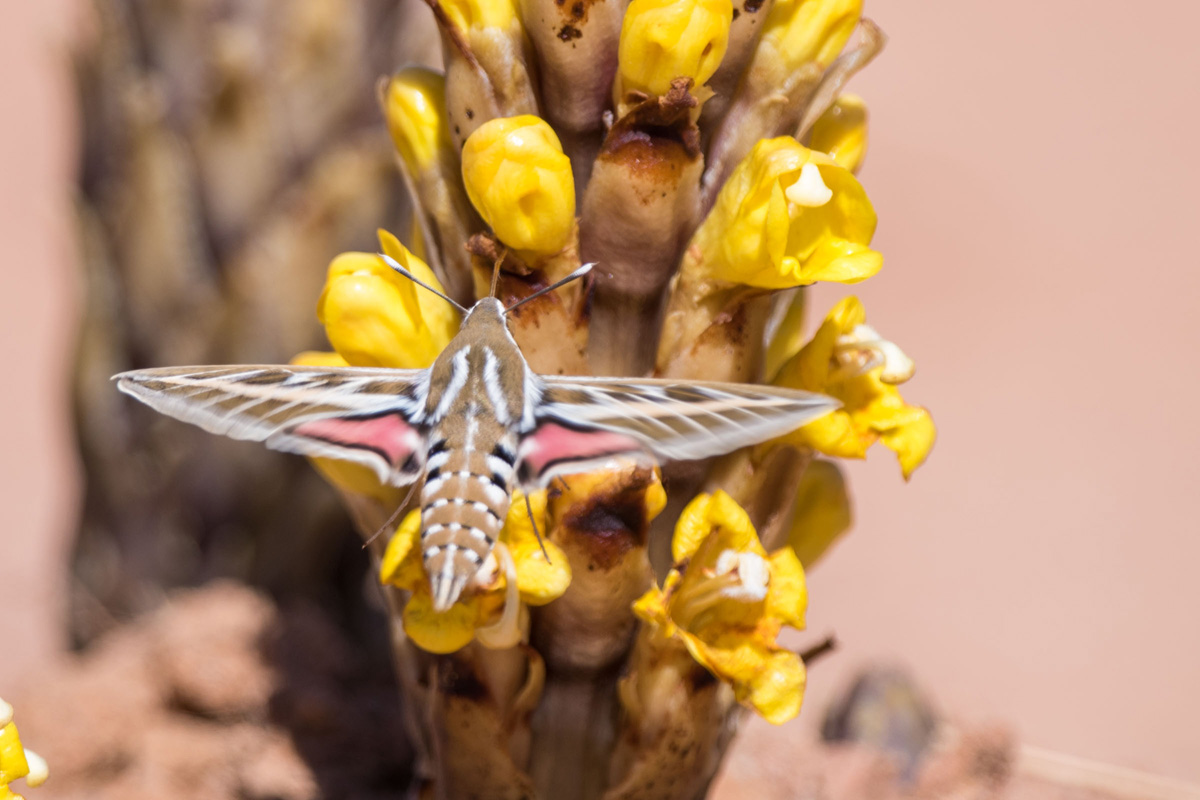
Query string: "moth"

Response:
xmin=116 ymin=260 xmax=837 ymax=611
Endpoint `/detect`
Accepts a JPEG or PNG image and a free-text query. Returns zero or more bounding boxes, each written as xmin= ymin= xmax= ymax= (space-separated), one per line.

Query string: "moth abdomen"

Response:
xmin=420 ymin=440 xmax=516 ymax=610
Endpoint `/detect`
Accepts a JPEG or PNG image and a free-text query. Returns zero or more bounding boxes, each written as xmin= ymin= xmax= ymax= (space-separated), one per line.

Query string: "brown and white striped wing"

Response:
xmin=115 ymin=365 xmax=430 ymax=486
xmin=531 ymin=377 xmax=839 ymax=464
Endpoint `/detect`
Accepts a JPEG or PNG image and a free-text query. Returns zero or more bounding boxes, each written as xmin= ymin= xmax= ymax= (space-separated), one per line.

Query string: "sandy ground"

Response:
xmin=8 ymin=583 xmax=1141 ymax=800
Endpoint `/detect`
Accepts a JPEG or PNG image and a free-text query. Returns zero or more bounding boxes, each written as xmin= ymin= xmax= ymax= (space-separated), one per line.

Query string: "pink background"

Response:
xmin=2 ymin=0 xmax=1198 ymax=784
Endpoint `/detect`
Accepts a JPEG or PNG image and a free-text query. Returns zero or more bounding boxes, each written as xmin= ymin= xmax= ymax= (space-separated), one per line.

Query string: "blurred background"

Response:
xmin=2 ymin=0 xmax=1198 ymax=796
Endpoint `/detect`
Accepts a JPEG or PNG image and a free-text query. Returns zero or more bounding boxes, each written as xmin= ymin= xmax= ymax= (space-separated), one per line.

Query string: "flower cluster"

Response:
xmin=290 ymin=0 xmax=935 ymax=793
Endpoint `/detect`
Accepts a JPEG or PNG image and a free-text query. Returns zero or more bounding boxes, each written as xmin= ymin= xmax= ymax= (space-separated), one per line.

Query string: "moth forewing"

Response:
xmin=115 ymin=293 xmax=839 ymax=613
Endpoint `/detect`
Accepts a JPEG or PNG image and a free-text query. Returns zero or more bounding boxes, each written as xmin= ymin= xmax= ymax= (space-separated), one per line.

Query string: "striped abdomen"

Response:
xmin=421 ymin=433 xmax=518 ymax=611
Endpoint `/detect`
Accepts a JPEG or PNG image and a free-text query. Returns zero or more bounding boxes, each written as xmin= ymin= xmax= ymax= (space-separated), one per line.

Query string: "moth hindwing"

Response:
xmin=117 ymin=297 xmax=838 ymax=611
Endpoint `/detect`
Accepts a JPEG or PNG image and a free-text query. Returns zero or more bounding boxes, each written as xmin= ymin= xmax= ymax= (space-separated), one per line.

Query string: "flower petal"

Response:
xmin=765 ymin=547 xmax=807 ymax=629
xmin=877 ymin=405 xmax=937 ymax=480
xmin=786 ymin=459 xmax=852 ymax=568
xmin=380 ymin=510 xmax=427 ymax=591
xmin=743 ymin=650 xmax=806 ymax=725
xmin=503 ymin=489 xmax=571 ymax=605
xmin=403 ymin=590 xmax=482 ymax=654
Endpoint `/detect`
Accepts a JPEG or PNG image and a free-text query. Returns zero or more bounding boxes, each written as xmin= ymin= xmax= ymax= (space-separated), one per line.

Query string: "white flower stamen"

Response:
xmin=0 ymin=697 xmax=12 ymax=728
xmin=23 ymin=748 xmax=49 ymax=787
xmin=786 ymin=162 xmax=833 ymax=211
xmin=713 ymin=549 xmax=770 ymax=602
xmin=833 ymin=323 xmax=916 ymax=384
xmin=475 ymin=542 xmax=523 ymax=649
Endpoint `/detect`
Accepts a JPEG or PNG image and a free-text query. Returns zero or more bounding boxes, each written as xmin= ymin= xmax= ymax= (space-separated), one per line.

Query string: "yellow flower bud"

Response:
xmin=690 ymin=136 xmax=881 ymax=289
xmin=616 ymin=0 xmax=733 ymax=98
xmin=382 ymin=67 xmax=450 ymax=177
xmin=760 ymin=0 xmax=861 ymax=72
xmin=439 ymin=0 xmax=518 ymax=33
xmin=809 ymin=94 xmax=868 ymax=173
xmin=461 ymin=115 xmax=576 ymax=257
xmin=317 ymin=230 xmax=459 ymax=369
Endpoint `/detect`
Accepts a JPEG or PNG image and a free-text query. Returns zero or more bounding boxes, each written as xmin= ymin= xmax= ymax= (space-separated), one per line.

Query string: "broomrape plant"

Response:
xmin=115 ymin=0 xmax=935 ymax=796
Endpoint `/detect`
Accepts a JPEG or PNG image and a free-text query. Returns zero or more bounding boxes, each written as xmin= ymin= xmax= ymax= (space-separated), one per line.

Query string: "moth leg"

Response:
xmin=524 ymin=491 xmax=551 ymax=563
xmin=363 ymin=478 xmax=420 ymax=548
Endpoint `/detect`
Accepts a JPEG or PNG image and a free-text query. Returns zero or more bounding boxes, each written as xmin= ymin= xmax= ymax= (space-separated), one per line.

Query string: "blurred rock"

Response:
xmin=822 ymin=667 xmax=940 ymax=778
xmin=14 ymin=581 xmax=411 ymax=800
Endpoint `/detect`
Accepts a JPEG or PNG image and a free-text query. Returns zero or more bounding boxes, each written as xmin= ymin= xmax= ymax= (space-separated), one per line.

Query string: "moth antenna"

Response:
xmin=489 ymin=253 xmax=504 ymax=299
xmin=524 ymin=491 xmax=551 ymax=563
xmin=379 ymin=253 xmax=469 ymax=314
xmin=504 ymin=262 xmax=595 ymax=314
xmin=363 ymin=478 xmax=420 ymax=548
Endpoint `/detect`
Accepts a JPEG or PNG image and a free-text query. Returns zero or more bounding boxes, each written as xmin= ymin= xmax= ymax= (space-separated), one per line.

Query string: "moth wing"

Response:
xmin=115 ymin=365 xmax=429 ymax=486
xmin=527 ymin=376 xmax=839 ymax=469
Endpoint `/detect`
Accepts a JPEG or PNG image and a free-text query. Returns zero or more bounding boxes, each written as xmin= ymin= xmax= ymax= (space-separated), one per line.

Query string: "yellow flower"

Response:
xmin=438 ymin=0 xmax=518 ymax=33
xmin=774 ymin=296 xmax=936 ymax=478
xmin=0 ymin=699 xmax=47 ymax=799
xmin=616 ymin=0 xmax=733 ymax=99
xmin=688 ymin=137 xmax=881 ymax=289
xmin=633 ymin=491 xmax=808 ymax=724
xmin=317 ymin=229 xmax=459 ymax=368
xmin=380 ymin=489 xmax=571 ymax=653
xmin=461 ymin=115 xmax=575 ymax=258
xmin=381 ymin=67 xmax=450 ymax=177
xmin=787 ymin=459 xmax=852 ymax=567
xmin=759 ymin=0 xmax=861 ymax=73
xmin=809 ymin=94 xmax=868 ymax=174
